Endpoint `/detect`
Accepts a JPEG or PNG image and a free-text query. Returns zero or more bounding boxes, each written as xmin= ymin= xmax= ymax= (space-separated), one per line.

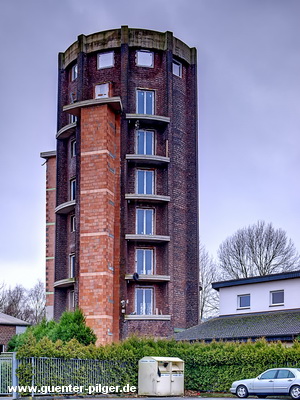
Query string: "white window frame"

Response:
xmin=70 ymin=215 xmax=75 ymax=232
xmin=136 ymin=50 xmax=154 ymax=67
xmin=172 ymin=59 xmax=182 ymax=77
xmin=136 ymin=208 xmax=154 ymax=235
xmin=136 ymin=130 xmax=154 ymax=155
xmin=97 ymin=51 xmax=114 ymax=69
xmin=135 ymin=287 xmax=153 ymax=315
xmin=69 ymin=254 xmax=75 ymax=278
xmin=70 ymin=178 xmax=76 ymax=201
xmin=136 ymin=89 xmax=155 ymax=115
xmin=71 ymin=139 xmax=76 ymax=157
xmin=237 ymin=294 xmax=250 ymax=309
xmin=94 ymin=82 xmax=110 ymax=99
xmin=71 ymin=64 xmax=78 ymax=81
xmin=136 ymin=248 xmax=154 ymax=275
xmin=136 ymin=169 xmax=154 ymax=195
xmin=270 ymin=290 xmax=284 ymax=306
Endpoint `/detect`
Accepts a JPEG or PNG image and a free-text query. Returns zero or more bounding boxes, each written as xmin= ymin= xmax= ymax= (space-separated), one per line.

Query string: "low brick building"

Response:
xmin=41 ymin=26 xmax=199 ymax=344
xmin=0 ymin=312 xmax=30 ymax=352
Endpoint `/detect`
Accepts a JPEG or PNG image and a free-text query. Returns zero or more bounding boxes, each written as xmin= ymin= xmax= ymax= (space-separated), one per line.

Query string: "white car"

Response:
xmin=230 ymin=368 xmax=300 ymax=399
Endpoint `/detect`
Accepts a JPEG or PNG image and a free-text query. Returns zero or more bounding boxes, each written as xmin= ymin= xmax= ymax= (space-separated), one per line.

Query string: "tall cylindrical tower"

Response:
xmin=47 ymin=26 xmax=198 ymax=344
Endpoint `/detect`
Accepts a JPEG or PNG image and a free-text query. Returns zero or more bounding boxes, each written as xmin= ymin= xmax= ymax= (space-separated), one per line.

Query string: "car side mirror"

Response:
xmin=257 ymin=375 xmax=261 ymax=380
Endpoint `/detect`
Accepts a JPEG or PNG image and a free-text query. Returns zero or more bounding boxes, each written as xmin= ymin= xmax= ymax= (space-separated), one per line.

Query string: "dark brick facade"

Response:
xmin=45 ymin=26 xmax=199 ymax=344
xmin=0 ymin=325 xmax=16 ymax=351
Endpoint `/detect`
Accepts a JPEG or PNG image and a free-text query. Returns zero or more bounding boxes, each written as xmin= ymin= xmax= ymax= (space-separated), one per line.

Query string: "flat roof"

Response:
xmin=212 ymin=270 xmax=300 ymax=291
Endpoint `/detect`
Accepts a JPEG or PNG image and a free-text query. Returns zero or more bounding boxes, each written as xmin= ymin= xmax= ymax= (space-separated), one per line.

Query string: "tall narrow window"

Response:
xmin=69 ymin=290 xmax=75 ymax=310
xmin=136 ymin=288 xmax=153 ymax=315
xmin=70 ymin=179 xmax=76 ymax=201
xmin=136 ymin=209 xmax=153 ymax=235
xmin=137 ymin=170 xmax=154 ymax=194
xmin=136 ymin=50 xmax=154 ymax=67
xmin=172 ymin=60 xmax=182 ymax=77
xmin=136 ymin=90 xmax=154 ymax=115
xmin=98 ymin=52 xmax=114 ymax=69
xmin=136 ymin=130 xmax=154 ymax=155
xmin=70 ymin=215 xmax=75 ymax=232
xmin=136 ymin=249 xmax=154 ymax=275
xmin=71 ymin=64 xmax=78 ymax=81
xmin=69 ymin=254 xmax=75 ymax=278
xmin=71 ymin=140 xmax=76 ymax=157
xmin=69 ymin=114 xmax=77 ymax=124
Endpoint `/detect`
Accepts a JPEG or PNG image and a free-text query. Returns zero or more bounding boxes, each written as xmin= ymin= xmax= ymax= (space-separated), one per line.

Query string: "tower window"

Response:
xmin=98 ymin=52 xmax=114 ymax=69
xmin=136 ymin=208 xmax=154 ymax=235
xmin=136 ymin=288 xmax=153 ymax=315
xmin=71 ymin=64 xmax=78 ymax=81
xmin=136 ymin=90 xmax=154 ymax=115
xmin=172 ymin=60 xmax=182 ymax=77
xmin=137 ymin=169 xmax=154 ymax=195
xmin=136 ymin=248 xmax=154 ymax=275
xmin=69 ymin=254 xmax=75 ymax=278
xmin=69 ymin=114 xmax=77 ymax=124
xmin=70 ymin=215 xmax=75 ymax=232
xmin=69 ymin=290 xmax=75 ymax=310
xmin=70 ymin=178 xmax=76 ymax=201
xmin=95 ymin=83 xmax=110 ymax=99
xmin=136 ymin=130 xmax=154 ymax=155
xmin=71 ymin=140 xmax=76 ymax=157
xmin=136 ymin=50 xmax=154 ymax=67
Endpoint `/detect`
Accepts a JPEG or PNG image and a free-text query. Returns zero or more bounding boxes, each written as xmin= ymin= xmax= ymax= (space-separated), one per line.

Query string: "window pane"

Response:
xmin=260 ymin=370 xmax=278 ymax=380
xmin=145 ymin=209 xmax=153 ymax=234
xmin=239 ymin=295 xmax=250 ymax=308
xmin=145 ymin=289 xmax=153 ymax=315
xmin=95 ymin=83 xmax=109 ymax=98
xmin=137 ymin=51 xmax=153 ymax=67
xmin=137 ymin=130 xmax=145 ymax=154
xmin=145 ymin=91 xmax=153 ymax=114
xmin=137 ymin=170 xmax=144 ymax=194
xmin=272 ymin=291 xmax=284 ymax=304
xmin=173 ymin=61 xmax=182 ymax=77
xmin=98 ymin=52 xmax=114 ymax=68
xmin=146 ymin=131 xmax=154 ymax=155
xmin=136 ymin=289 xmax=144 ymax=315
xmin=136 ymin=249 xmax=144 ymax=274
xmin=145 ymin=171 xmax=153 ymax=194
xmin=137 ymin=91 xmax=145 ymax=114
xmin=137 ymin=209 xmax=144 ymax=234
xmin=145 ymin=250 xmax=153 ymax=274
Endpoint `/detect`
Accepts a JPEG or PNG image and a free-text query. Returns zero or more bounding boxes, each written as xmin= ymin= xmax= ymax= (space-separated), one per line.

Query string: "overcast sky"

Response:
xmin=0 ymin=0 xmax=299 ymax=288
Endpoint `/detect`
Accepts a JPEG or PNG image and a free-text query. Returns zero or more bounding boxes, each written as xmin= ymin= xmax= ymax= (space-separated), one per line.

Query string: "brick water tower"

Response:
xmin=41 ymin=26 xmax=199 ymax=344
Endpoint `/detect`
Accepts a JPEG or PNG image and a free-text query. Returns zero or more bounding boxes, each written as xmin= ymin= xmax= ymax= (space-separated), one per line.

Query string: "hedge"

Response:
xmin=16 ymin=336 xmax=300 ymax=392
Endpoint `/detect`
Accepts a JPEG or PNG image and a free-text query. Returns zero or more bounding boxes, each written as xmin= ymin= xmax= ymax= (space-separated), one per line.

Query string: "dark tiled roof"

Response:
xmin=0 ymin=312 xmax=30 ymax=326
xmin=175 ymin=310 xmax=300 ymax=341
xmin=212 ymin=270 xmax=300 ymax=291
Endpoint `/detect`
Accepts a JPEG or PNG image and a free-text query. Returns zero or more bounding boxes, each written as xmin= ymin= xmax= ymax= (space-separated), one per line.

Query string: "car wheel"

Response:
xmin=290 ymin=385 xmax=300 ymax=399
xmin=236 ymin=385 xmax=249 ymax=398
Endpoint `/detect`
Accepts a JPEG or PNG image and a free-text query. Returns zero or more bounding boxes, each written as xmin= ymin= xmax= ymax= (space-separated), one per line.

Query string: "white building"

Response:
xmin=175 ymin=270 xmax=300 ymax=343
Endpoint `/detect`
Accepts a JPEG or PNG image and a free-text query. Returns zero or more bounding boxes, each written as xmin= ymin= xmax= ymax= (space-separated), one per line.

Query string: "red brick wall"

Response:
xmin=78 ymin=105 xmax=120 ymax=344
xmin=0 ymin=325 xmax=16 ymax=351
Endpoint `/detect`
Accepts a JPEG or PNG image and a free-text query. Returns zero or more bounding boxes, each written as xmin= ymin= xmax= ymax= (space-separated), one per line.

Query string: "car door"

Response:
xmin=273 ymin=369 xmax=296 ymax=394
xmin=252 ymin=369 xmax=278 ymax=394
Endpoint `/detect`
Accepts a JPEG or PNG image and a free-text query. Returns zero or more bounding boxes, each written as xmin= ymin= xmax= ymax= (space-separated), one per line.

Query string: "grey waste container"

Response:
xmin=138 ymin=356 xmax=184 ymax=396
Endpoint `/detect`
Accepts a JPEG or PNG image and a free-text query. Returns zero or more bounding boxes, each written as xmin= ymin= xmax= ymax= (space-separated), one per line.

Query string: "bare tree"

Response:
xmin=0 ymin=280 xmax=46 ymax=324
xmin=199 ymin=244 xmax=219 ymax=320
xmin=218 ymin=221 xmax=300 ymax=279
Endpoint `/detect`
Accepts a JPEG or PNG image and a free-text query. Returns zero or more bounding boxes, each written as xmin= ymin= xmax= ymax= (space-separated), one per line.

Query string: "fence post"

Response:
xmin=12 ymin=352 xmax=19 ymax=400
